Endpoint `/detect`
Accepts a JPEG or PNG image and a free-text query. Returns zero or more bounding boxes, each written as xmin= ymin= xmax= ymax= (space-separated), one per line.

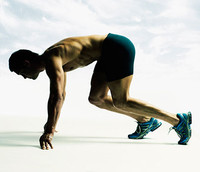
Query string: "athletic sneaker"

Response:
xmin=128 ymin=118 xmax=162 ymax=139
xmin=170 ymin=112 xmax=192 ymax=145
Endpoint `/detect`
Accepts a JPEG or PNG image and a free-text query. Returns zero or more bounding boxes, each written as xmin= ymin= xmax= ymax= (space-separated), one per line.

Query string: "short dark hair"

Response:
xmin=9 ymin=49 xmax=39 ymax=72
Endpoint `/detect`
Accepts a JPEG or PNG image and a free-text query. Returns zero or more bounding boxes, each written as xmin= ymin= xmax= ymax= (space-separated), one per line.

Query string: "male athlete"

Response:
xmin=9 ymin=33 xmax=192 ymax=150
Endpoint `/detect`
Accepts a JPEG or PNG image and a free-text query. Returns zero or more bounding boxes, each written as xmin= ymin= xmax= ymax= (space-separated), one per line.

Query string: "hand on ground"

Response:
xmin=39 ymin=133 xmax=54 ymax=150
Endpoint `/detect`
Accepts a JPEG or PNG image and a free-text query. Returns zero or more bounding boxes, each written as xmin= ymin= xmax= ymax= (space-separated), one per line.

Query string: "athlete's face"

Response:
xmin=16 ymin=66 xmax=39 ymax=80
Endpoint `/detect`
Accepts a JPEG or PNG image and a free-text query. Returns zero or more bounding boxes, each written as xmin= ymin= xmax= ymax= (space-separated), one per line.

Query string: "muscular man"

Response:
xmin=9 ymin=33 xmax=192 ymax=150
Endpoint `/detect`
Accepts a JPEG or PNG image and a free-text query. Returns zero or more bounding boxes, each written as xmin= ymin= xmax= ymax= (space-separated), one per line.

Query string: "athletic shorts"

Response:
xmin=94 ymin=33 xmax=135 ymax=82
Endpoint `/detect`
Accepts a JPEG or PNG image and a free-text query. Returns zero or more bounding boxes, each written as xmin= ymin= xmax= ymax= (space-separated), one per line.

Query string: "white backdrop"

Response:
xmin=0 ymin=0 xmax=199 ymax=134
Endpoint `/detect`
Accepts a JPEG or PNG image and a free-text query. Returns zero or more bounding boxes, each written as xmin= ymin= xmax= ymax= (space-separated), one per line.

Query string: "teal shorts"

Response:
xmin=94 ymin=33 xmax=135 ymax=82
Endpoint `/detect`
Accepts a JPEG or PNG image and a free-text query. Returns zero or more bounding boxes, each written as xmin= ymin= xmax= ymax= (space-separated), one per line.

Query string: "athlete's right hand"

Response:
xmin=39 ymin=133 xmax=54 ymax=150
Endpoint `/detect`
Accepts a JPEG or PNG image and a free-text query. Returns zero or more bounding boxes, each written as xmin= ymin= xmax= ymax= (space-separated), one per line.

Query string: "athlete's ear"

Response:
xmin=23 ymin=60 xmax=31 ymax=68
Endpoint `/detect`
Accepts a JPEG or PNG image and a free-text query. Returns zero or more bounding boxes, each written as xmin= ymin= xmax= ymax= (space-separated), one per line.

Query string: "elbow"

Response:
xmin=50 ymin=93 xmax=63 ymax=103
xmin=56 ymin=96 xmax=63 ymax=102
xmin=55 ymin=93 xmax=63 ymax=102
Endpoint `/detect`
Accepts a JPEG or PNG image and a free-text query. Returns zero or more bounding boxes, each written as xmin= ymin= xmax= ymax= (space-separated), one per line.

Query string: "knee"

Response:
xmin=88 ymin=96 xmax=104 ymax=107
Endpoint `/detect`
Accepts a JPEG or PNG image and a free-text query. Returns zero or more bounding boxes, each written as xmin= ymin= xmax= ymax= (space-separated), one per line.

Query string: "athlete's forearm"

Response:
xmin=45 ymin=96 xmax=64 ymax=134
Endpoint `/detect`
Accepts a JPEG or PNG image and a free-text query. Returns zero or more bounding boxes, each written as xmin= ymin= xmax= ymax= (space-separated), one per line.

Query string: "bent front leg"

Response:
xmin=89 ymin=70 xmax=149 ymax=122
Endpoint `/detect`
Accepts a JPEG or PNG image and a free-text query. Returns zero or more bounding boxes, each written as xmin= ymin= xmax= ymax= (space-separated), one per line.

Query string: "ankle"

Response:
xmin=169 ymin=114 xmax=180 ymax=126
xmin=137 ymin=117 xmax=151 ymax=123
xmin=173 ymin=116 xmax=180 ymax=126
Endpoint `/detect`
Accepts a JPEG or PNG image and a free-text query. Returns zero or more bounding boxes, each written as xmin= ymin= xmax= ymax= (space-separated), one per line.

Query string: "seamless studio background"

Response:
xmin=0 ymin=0 xmax=199 ymax=135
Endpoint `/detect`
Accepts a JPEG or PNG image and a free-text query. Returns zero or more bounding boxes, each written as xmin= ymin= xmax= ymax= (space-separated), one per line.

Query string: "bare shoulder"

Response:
xmin=42 ymin=39 xmax=71 ymax=65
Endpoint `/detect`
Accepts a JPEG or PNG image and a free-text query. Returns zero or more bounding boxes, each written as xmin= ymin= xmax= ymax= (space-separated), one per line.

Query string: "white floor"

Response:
xmin=0 ymin=115 xmax=199 ymax=172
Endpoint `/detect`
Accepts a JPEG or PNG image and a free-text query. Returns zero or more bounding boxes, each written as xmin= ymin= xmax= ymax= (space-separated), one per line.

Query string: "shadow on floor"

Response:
xmin=0 ymin=131 xmax=178 ymax=149
xmin=55 ymin=135 xmax=178 ymax=145
xmin=0 ymin=131 xmax=41 ymax=148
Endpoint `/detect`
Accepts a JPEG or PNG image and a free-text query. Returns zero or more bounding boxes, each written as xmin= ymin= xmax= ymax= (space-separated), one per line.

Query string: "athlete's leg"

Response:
xmin=107 ymin=75 xmax=180 ymax=126
xmin=88 ymin=71 xmax=150 ymax=122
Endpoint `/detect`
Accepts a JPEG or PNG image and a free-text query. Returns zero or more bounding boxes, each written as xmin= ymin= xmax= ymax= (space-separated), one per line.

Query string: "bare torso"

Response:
xmin=43 ymin=34 xmax=107 ymax=72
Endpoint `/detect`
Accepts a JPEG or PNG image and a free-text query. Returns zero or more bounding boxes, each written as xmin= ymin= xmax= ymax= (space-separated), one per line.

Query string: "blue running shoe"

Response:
xmin=170 ymin=112 xmax=192 ymax=145
xmin=128 ymin=118 xmax=162 ymax=139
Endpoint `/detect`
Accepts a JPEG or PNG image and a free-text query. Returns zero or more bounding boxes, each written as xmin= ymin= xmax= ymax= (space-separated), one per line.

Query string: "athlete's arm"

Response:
xmin=43 ymin=72 xmax=66 ymax=132
xmin=39 ymin=55 xmax=65 ymax=150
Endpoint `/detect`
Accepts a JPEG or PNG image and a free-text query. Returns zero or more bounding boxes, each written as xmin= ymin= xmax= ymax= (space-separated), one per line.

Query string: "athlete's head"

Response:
xmin=9 ymin=49 xmax=40 ymax=80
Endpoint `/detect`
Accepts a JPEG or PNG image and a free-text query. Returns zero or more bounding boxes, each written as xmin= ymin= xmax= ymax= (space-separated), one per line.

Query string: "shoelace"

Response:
xmin=168 ymin=127 xmax=174 ymax=134
xmin=168 ymin=126 xmax=181 ymax=138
